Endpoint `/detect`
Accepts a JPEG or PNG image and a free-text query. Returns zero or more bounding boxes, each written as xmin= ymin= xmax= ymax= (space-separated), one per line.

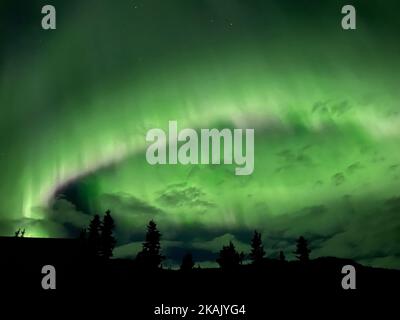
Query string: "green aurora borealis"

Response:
xmin=1 ymin=0 xmax=400 ymax=268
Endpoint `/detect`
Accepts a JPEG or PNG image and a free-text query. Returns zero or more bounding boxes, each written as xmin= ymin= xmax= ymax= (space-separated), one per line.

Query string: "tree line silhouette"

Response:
xmin=80 ymin=210 xmax=116 ymax=259
xmin=79 ymin=210 xmax=312 ymax=270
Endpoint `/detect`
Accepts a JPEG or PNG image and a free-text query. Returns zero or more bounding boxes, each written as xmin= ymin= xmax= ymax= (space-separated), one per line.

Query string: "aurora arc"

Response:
xmin=1 ymin=0 xmax=400 ymax=268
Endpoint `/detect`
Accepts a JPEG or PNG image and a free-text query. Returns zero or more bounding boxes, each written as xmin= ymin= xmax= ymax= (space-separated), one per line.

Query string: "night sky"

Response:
xmin=1 ymin=0 xmax=399 ymax=268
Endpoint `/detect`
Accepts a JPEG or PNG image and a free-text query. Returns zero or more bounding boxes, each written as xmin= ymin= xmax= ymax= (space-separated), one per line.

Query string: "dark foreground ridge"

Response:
xmin=1 ymin=236 xmax=399 ymax=317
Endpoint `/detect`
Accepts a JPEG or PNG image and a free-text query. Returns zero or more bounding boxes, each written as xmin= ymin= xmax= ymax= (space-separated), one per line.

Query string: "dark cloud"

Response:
xmin=54 ymin=178 xmax=100 ymax=214
xmin=371 ymin=152 xmax=386 ymax=163
xmin=98 ymin=192 xmax=164 ymax=216
xmin=275 ymin=165 xmax=293 ymax=173
xmin=313 ymin=180 xmax=324 ymax=188
xmin=388 ymin=164 xmax=399 ymax=172
xmin=301 ymin=205 xmax=326 ymax=215
xmin=313 ymin=204 xmax=400 ymax=269
xmin=49 ymin=198 xmax=90 ymax=228
xmin=385 ymin=196 xmax=400 ymax=212
xmin=346 ymin=162 xmax=363 ymax=174
xmin=312 ymin=100 xmax=351 ymax=117
xmin=275 ymin=147 xmax=313 ymax=173
xmin=157 ymin=183 xmax=214 ymax=209
xmin=332 ymin=172 xmax=345 ymax=186
xmin=331 ymin=100 xmax=351 ymax=116
xmin=312 ymin=100 xmax=330 ymax=114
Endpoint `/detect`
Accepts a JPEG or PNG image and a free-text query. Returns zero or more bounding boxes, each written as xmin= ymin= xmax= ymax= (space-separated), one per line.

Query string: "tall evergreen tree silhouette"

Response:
xmin=79 ymin=228 xmax=87 ymax=240
xmin=100 ymin=210 xmax=116 ymax=259
xmin=88 ymin=214 xmax=102 ymax=257
xmin=294 ymin=236 xmax=311 ymax=262
xmin=239 ymin=252 xmax=245 ymax=265
xmin=136 ymin=220 xmax=164 ymax=269
xmin=180 ymin=253 xmax=195 ymax=271
xmin=216 ymin=241 xmax=242 ymax=270
xmin=279 ymin=250 xmax=286 ymax=262
xmin=249 ymin=230 xmax=265 ymax=265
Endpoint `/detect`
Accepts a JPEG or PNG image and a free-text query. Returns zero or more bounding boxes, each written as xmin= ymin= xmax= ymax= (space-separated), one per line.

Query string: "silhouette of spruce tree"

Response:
xmin=294 ymin=236 xmax=311 ymax=262
xmin=100 ymin=210 xmax=116 ymax=259
xmin=249 ymin=230 xmax=265 ymax=265
xmin=88 ymin=214 xmax=102 ymax=257
xmin=136 ymin=220 xmax=165 ymax=270
xmin=216 ymin=241 xmax=242 ymax=270
xmin=180 ymin=253 xmax=195 ymax=271
xmin=79 ymin=228 xmax=87 ymax=240
xmin=239 ymin=252 xmax=245 ymax=265
xmin=279 ymin=250 xmax=286 ymax=262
